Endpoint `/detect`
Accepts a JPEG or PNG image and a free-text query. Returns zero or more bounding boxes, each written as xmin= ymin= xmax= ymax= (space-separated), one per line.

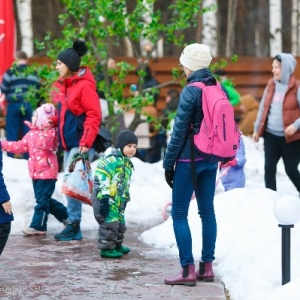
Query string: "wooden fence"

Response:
xmin=29 ymin=55 xmax=300 ymax=114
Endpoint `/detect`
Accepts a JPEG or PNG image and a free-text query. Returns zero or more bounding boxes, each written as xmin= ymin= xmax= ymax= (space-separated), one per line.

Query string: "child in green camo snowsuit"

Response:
xmin=92 ymin=130 xmax=138 ymax=258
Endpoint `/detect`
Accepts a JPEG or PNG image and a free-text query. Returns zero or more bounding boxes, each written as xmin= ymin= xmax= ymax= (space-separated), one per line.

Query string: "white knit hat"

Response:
xmin=35 ymin=103 xmax=56 ymax=127
xmin=179 ymin=43 xmax=212 ymax=71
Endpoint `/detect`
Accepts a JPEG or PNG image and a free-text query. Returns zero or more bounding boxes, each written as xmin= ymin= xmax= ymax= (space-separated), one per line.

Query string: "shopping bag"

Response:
xmin=61 ymin=153 xmax=93 ymax=205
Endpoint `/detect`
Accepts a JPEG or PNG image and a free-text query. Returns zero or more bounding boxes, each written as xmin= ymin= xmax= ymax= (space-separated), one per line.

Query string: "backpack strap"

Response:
xmin=187 ymin=81 xmax=209 ymax=192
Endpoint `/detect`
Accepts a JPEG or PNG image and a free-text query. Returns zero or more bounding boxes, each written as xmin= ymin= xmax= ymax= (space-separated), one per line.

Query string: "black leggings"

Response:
xmin=264 ymin=132 xmax=300 ymax=192
xmin=0 ymin=222 xmax=11 ymax=255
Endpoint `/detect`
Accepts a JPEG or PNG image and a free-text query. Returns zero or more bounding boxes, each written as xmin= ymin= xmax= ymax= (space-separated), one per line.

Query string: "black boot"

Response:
xmin=54 ymin=221 xmax=82 ymax=241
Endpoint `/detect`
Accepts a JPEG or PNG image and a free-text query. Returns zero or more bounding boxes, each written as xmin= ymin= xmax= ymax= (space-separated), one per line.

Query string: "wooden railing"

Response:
xmin=115 ymin=56 xmax=300 ymax=114
xmin=29 ymin=56 xmax=300 ymax=114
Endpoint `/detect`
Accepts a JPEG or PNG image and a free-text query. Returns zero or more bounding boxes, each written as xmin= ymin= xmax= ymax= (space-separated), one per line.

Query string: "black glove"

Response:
xmin=99 ymin=197 xmax=109 ymax=217
xmin=165 ymin=169 xmax=174 ymax=188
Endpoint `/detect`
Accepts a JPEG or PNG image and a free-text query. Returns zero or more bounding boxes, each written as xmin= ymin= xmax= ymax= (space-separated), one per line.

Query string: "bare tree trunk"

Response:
xmin=195 ymin=4 xmax=203 ymax=44
xmin=216 ymin=0 xmax=228 ymax=56
xmin=282 ymin=0 xmax=292 ymax=53
xmin=202 ymin=0 xmax=218 ymax=56
xmin=155 ymin=0 xmax=184 ymax=57
xmin=291 ymin=0 xmax=300 ymax=56
xmin=16 ymin=0 xmax=33 ymax=56
xmin=269 ymin=0 xmax=282 ymax=56
xmin=256 ymin=0 xmax=270 ymax=56
xmin=225 ymin=0 xmax=238 ymax=56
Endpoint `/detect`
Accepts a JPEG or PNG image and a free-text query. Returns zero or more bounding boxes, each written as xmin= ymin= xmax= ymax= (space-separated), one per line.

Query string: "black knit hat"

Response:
xmin=115 ymin=130 xmax=138 ymax=153
xmin=57 ymin=40 xmax=88 ymax=72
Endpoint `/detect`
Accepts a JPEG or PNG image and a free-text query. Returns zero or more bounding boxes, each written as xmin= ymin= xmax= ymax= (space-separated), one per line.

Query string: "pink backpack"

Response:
xmin=188 ymin=81 xmax=240 ymax=162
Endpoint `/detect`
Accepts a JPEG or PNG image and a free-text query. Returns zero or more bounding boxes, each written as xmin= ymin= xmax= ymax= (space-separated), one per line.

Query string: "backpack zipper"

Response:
xmin=223 ymin=114 xmax=226 ymax=141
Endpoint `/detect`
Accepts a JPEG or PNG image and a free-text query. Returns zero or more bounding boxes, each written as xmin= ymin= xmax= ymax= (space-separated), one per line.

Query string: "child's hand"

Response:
xmin=2 ymin=200 xmax=12 ymax=214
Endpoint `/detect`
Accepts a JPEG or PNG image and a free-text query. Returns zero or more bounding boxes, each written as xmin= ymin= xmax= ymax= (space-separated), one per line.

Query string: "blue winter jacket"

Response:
xmin=0 ymin=144 xmax=13 ymax=224
xmin=163 ymin=68 xmax=225 ymax=171
xmin=220 ymin=136 xmax=246 ymax=191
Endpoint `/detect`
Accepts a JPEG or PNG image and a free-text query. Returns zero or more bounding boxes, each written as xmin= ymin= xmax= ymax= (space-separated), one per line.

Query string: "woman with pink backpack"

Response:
xmin=163 ymin=43 xmax=228 ymax=286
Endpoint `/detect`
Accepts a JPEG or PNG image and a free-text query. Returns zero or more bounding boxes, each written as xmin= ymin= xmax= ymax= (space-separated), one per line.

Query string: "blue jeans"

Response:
xmin=6 ymin=102 xmax=32 ymax=159
xmin=30 ymin=179 xmax=68 ymax=231
xmin=172 ymin=160 xmax=217 ymax=267
xmin=64 ymin=147 xmax=95 ymax=223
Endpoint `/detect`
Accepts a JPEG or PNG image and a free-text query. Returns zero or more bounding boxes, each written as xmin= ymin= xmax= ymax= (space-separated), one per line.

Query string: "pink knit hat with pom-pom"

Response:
xmin=35 ymin=103 xmax=56 ymax=127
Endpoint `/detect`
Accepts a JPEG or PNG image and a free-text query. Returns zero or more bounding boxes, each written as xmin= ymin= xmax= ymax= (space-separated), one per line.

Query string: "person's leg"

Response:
xmin=172 ymin=162 xmax=195 ymax=266
xmin=54 ymin=147 xmax=95 ymax=241
xmin=195 ymin=161 xmax=218 ymax=263
xmin=116 ymin=203 xmax=129 ymax=254
xmin=65 ymin=147 xmax=95 ymax=222
xmin=164 ymin=162 xmax=196 ymax=286
xmin=64 ymin=148 xmax=82 ymax=223
xmin=264 ymin=132 xmax=281 ymax=191
xmin=0 ymin=222 xmax=11 ymax=255
xmin=28 ymin=179 xmax=55 ymax=232
xmin=98 ymin=198 xmax=122 ymax=258
xmin=49 ymin=196 xmax=68 ymax=224
xmin=5 ymin=103 xmax=20 ymax=158
xmin=194 ymin=161 xmax=217 ymax=282
xmin=281 ymin=139 xmax=300 ymax=193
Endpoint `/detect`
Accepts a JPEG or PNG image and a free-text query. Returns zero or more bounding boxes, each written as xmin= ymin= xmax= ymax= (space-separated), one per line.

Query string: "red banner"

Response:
xmin=0 ymin=0 xmax=15 ymax=82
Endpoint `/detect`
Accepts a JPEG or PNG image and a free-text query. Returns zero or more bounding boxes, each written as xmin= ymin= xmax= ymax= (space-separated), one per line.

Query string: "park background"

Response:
xmin=1 ymin=1 xmax=300 ymax=299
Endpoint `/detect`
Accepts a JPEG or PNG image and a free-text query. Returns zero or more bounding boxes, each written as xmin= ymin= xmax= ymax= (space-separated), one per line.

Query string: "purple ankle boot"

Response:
xmin=196 ymin=261 xmax=214 ymax=282
xmin=164 ymin=264 xmax=196 ymax=286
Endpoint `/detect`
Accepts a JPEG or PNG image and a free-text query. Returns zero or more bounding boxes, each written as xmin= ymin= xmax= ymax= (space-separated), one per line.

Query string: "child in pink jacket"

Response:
xmin=1 ymin=103 xmax=68 ymax=235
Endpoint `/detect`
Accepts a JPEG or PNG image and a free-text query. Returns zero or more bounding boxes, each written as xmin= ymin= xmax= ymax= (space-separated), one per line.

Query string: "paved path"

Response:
xmin=0 ymin=225 xmax=227 ymax=300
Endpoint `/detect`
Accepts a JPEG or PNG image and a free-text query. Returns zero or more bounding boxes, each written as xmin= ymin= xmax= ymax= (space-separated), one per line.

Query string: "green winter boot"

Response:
xmin=100 ymin=249 xmax=123 ymax=258
xmin=116 ymin=245 xmax=131 ymax=254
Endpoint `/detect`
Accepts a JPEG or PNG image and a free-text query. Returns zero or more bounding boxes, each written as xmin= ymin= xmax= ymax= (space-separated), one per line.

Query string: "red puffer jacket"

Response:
xmin=52 ymin=67 xmax=102 ymax=150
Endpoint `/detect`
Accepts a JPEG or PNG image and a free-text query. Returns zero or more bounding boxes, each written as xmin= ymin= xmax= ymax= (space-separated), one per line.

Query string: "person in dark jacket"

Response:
xmin=95 ymin=57 xmax=116 ymax=99
xmin=0 ymin=50 xmax=41 ymax=159
xmin=135 ymin=65 xmax=161 ymax=163
xmin=163 ymin=43 xmax=218 ymax=286
xmin=0 ymin=143 xmax=13 ymax=255
xmin=51 ymin=40 xmax=102 ymax=241
xmin=136 ymin=65 xmax=160 ymax=107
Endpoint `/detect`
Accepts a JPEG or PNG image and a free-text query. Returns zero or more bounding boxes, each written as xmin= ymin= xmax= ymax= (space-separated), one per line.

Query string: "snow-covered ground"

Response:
xmin=3 ymin=135 xmax=300 ymax=300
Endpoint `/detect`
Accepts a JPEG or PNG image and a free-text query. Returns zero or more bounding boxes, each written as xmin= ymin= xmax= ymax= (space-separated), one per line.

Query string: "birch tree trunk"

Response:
xmin=291 ymin=0 xmax=300 ymax=56
xmin=16 ymin=0 xmax=33 ymax=56
xmin=269 ymin=0 xmax=282 ymax=56
xmin=202 ymin=0 xmax=218 ymax=56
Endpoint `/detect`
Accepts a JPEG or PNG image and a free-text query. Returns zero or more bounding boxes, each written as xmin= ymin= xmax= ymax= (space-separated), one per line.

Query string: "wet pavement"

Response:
xmin=0 ymin=225 xmax=227 ymax=300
